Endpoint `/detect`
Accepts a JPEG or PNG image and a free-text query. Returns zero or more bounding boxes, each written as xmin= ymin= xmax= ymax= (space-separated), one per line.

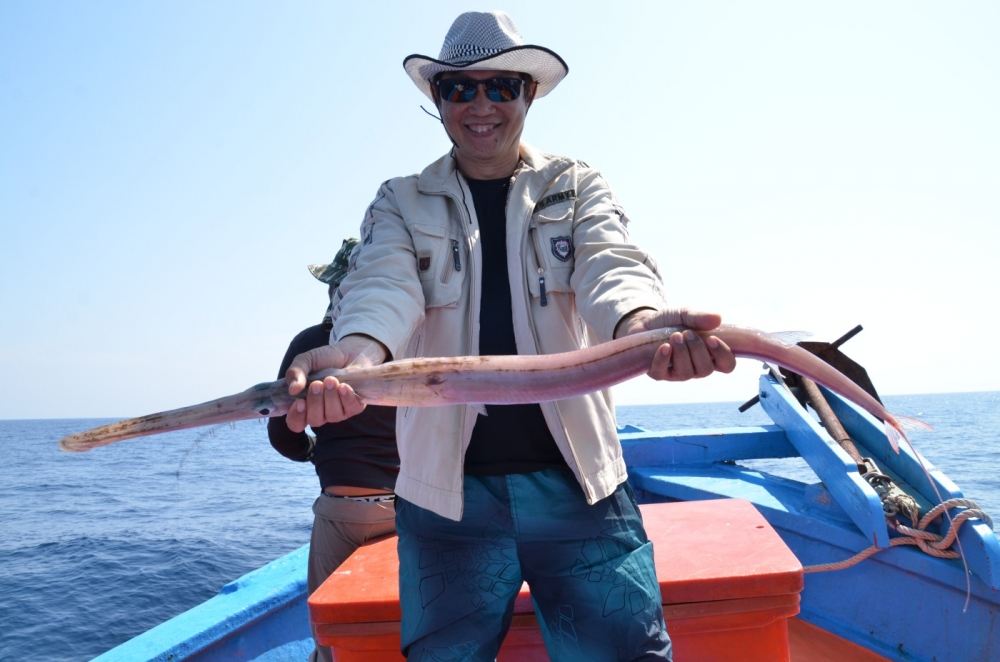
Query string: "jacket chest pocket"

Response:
xmin=527 ymin=206 xmax=575 ymax=304
xmin=411 ymin=223 xmax=464 ymax=308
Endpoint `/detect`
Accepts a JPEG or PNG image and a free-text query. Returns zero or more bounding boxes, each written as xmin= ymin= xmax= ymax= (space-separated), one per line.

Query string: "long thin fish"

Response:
xmin=59 ymin=325 xmax=928 ymax=452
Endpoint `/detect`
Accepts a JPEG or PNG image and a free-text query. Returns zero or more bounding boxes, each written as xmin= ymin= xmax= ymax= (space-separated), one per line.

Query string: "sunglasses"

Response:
xmin=434 ymin=77 xmax=526 ymax=103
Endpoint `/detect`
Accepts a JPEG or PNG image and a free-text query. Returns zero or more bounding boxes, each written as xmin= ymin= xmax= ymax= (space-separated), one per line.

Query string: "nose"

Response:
xmin=468 ymin=83 xmax=494 ymax=111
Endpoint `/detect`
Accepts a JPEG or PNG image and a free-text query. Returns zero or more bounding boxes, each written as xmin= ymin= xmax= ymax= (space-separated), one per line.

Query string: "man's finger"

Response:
xmin=286 ymin=349 xmax=322 ymax=396
xmin=338 ymin=382 xmax=367 ymax=419
xmin=305 ymin=380 xmax=332 ymax=428
xmin=682 ymin=330 xmax=717 ymax=378
xmin=286 ymin=365 xmax=307 ymax=396
xmin=286 ymin=345 xmax=347 ymax=396
xmin=707 ymin=336 xmax=737 ymax=374
xmin=667 ymin=332 xmax=695 ymax=380
xmin=286 ymin=398 xmax=307 ymax=433
xmin=320 ymin=377 xmax=355 ymax=424
xmin=648 ymin=342 xmax=672 ymax=379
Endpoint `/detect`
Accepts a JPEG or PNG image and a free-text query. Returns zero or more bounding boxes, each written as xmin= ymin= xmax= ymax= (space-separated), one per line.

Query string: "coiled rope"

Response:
xmin=804 ymin=498 xmax=993 ymax=573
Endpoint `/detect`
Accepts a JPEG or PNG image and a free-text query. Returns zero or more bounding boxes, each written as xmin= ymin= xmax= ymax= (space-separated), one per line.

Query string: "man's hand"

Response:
xmin=284 ymin=335 xmax=388 ymax=432
xmin=614 ymin=308 xmax=737 ymax=382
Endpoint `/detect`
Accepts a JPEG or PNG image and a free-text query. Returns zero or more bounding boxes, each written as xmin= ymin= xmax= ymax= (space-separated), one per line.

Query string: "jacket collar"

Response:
xmin=417 ymin=143 xmax=566 ymax=194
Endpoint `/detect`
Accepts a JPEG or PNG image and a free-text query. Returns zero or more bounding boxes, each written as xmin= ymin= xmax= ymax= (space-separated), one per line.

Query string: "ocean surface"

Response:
xmin=1 ymin=391 xmax=998 ymax=661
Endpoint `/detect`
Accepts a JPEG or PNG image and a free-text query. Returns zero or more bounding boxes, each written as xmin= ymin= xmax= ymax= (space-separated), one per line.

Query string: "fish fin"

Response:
xmin=896 ymin=415 xmax=933 ymax=432
xmin=471 ymin=403 xmax=488 ymax=417
xmin=766 ymin=331 xmax=812 ymax=347
xmin=884 ymin=421 xmax=904 ymax=454
xmin=884 ymin=416 xmax=932 ymax=455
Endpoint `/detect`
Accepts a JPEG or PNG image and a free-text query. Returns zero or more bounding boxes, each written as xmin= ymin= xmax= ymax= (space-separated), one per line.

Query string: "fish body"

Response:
xmin=58 ymin=325 xmax=925 ymax=452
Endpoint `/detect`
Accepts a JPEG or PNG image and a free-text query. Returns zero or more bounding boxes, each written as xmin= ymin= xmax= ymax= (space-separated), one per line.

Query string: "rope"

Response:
xmin=804 ymin=498 xmax=993 ymax=574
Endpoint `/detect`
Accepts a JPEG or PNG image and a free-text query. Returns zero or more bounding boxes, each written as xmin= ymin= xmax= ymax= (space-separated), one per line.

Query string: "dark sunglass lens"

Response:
xmin=485 ymin=78 xmax=522 ymax=102
xmin=439 ymin=84 xmax=455 ymax=102
xmin=436 ymin=79 xmax=467 ymax=102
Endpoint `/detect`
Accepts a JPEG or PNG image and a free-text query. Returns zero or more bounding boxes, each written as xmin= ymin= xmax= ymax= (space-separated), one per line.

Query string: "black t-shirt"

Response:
xmin=463 ymin=177 xmax=567 ymax=475
xmin=266 ymin=324 xmax=399 ymax=491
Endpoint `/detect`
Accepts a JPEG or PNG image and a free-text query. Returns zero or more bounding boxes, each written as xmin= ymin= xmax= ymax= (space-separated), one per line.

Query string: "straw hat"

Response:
xmin=403 ymin=11 xmax=569 ymax=101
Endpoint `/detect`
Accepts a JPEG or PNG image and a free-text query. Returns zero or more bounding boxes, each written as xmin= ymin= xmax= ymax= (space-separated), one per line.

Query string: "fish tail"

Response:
xmin=896 ymin=414 xmax=934 ymax=432
xmin=884 ymin=415 xmax=932 ymax=455
xmin=884 ymin=420 xmax=904 ymax=454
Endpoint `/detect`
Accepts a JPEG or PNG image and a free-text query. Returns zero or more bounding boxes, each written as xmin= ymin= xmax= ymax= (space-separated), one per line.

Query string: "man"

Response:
xmin=267 ymin=238 xmax=398 ymax=662
xmin=286 ymin=11 xmax=735 ymax=661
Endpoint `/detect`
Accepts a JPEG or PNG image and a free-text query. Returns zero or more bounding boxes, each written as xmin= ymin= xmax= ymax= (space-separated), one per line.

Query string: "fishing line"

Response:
xmin=174 ymin=424 xmax=225 ymax=478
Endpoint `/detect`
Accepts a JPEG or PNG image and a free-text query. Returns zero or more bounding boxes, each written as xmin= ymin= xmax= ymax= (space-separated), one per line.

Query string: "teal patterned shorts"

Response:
xmin=396 ymin=467 xmax=672 ymax=661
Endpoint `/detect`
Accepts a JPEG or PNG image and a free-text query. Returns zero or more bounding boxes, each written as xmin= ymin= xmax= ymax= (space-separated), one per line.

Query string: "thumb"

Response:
xmin=677 ymin=310 xmax=722 ymax=331
xmin=286 ymin=345 xmax=346 ymax=395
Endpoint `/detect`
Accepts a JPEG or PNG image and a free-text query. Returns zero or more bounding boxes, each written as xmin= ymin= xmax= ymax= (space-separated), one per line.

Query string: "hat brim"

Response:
xmin=403 ymin=45 xmax=568 ymax=101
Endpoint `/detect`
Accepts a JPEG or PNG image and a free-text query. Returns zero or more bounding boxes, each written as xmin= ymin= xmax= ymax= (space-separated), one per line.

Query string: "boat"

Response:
xmin=92 ymin=332 xmax=999 ymax=661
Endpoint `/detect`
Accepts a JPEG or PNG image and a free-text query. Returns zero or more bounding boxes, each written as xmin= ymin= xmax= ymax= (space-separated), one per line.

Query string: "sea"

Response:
xmin=1 ymin=392 xmax=998 ymax=661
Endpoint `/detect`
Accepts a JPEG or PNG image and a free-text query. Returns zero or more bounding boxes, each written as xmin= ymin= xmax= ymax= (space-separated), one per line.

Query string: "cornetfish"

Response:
xmin=58 ymin=325 xmax=928 ymax=453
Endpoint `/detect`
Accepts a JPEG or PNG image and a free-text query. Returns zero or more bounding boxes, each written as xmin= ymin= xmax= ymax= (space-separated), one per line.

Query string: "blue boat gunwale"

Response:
xmin=91 ymin=545 xmax=313 ymax=661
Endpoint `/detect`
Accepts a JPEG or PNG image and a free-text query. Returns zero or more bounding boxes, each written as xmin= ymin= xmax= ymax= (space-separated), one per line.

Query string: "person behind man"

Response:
xmin=267 ymin=238 xmax=398 ymax=662
xmin=285 ymin=12 xmax=736 ymax=661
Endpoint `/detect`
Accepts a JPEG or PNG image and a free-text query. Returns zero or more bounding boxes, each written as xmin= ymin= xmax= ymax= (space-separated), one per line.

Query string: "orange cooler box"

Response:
xmin=310 ymin=498 xmax=803 ymax=661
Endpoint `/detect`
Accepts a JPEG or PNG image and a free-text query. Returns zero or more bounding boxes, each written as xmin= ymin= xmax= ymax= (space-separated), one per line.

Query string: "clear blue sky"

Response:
xmin=2 ymin=1 xmax=998 ymax=419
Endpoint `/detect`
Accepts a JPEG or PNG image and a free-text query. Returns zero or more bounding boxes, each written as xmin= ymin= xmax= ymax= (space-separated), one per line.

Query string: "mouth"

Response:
xmin=465 ymin=122 xmax=500 ymax=136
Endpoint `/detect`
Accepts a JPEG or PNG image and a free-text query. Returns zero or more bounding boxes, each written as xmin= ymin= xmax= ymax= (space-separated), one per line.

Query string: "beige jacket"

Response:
xmin=333 ymin=145 xmax=668 ymax=520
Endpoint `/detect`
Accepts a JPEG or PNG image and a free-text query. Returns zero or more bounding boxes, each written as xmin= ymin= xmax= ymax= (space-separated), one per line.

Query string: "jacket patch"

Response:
xmin=550 ymin=236 xmax=573 ymax=262
xmin=418 ymin=255 xmax=431 ymax=272
xmin=534 ymin=189 xmax=576 ymax=213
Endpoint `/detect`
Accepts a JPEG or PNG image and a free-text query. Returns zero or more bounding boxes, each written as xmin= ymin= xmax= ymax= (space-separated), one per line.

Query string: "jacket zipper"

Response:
xmin=450 ymin=239 xmax=462 ymax=272
xmin=527 ymin=226 xmax=548 ymax=307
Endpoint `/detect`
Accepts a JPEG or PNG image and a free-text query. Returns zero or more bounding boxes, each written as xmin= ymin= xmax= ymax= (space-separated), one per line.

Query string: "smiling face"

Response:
xmin=434 ymin=69 xmax=536 ymax=180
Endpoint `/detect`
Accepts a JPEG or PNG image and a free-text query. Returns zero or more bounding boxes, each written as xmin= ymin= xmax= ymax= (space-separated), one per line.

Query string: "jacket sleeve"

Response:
xmin=332 ymin=179 xmax=427 ymax=360
xmin=569 ymin=165 xmax=669 ymax=341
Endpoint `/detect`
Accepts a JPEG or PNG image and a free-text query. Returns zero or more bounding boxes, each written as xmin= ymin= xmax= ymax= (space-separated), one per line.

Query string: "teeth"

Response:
xmin=469 ymin=124 xmax=494 ymax=134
